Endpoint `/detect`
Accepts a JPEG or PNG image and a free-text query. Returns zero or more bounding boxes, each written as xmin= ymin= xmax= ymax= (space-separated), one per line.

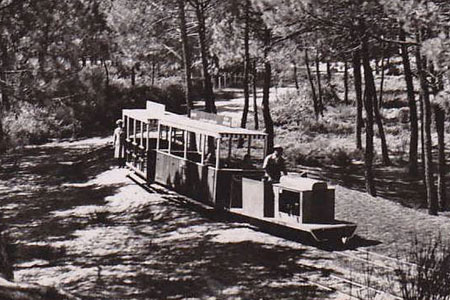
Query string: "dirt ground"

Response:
xmin=1 ymin=138 xmax=327 ymax=299
xmin=1 ymin=91 xmax=449 ymax=299
xmin=3 ymin=136 xmax=450 ymax=300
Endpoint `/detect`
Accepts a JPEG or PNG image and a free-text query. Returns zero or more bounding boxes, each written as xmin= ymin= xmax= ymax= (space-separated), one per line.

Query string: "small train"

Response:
xmin=121 ymin=101 xmax=356 ymax=244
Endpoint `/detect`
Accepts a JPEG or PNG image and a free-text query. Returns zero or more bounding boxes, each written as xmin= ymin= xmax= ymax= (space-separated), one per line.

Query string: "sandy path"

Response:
xmin=2 ymin=139 xmax=332 ymax=299
xmin=2 ymin=92 xmax=450 ymax=299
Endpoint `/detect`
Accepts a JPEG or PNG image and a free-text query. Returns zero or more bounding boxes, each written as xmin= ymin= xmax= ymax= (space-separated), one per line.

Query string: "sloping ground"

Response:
xmin=2 ymin=139 xmax=329 ymax=299
xmin=215 ymin=87 xmax=450 ymax=209
xmin=2 ymin=136 xmax=450 ymax=299
xmin=1 ymin=91 xmax=449 ymax=299
xmin=335 ymin=185 xmax=450 ymax=255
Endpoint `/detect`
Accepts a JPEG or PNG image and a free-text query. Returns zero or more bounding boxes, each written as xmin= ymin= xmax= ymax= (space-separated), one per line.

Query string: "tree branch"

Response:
xmin=162 ymin=44 xmax=182 ymax=60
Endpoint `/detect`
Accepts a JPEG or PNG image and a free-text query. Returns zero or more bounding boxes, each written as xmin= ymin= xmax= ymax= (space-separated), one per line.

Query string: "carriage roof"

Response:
xmin=159 ymin=114 xmax=267 ymax=139
xmin=122 ymin=109 xmax=171 ymax=123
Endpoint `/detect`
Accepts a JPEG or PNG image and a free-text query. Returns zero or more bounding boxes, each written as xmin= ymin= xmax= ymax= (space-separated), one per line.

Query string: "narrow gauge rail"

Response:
xmin=334 ymin=248 xmax=419 ymax=296
xmin=349 ymin=249 xmax=417 ymax=268
xmin=298 ymin=257 xmax=403 ymax=300
xmin=121 ymin=101 xmax=356 ymax=244
xmin=319 ymin=248 xmax=419 ymax=299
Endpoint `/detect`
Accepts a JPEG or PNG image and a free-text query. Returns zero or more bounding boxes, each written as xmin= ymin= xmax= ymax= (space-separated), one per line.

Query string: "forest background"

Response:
xmin=1 ymin=0 xmax=450 ymax=215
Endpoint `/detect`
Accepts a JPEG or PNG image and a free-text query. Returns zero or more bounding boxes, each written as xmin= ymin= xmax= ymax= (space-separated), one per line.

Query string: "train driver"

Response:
xmin=263 ymin=144 xmax=287 ymax=183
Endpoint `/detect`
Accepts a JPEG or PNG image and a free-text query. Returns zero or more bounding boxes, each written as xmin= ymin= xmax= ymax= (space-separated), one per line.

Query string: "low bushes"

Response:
xmin=273 ymin=89 xmax=359 ymax=168
xmin=285 ymin=143 xmax=363 ymax=168
xmin=1 ymin=66 xmax=188 ymax=150
xmin=394 ymin=236 xmax=450 ymax=300
xmin=272 ymin=89 xmax=313 ymax=126
xmin=3 ymin=103 xmax=78 ymax=149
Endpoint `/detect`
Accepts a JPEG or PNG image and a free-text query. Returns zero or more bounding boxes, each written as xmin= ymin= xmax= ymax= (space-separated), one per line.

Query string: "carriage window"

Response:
xmin=135 ymin=120 xmax=142 ymax=145
xmin=217 ymin=136 xmax=265 ymax=169
xmin=142 ymin=122 xmax=148 ymax=149
xmin=181 ymin=132 xmax=201 ymax=162
xmin=126 ymin=117 xmax=134 ymax=141
xmin=169 ymin=129 xmax=186 ymax=158
xmin=158 ymin=125 xmax=169 ymax=150
xmin=172 ymin=129 xmax=184 ymax=149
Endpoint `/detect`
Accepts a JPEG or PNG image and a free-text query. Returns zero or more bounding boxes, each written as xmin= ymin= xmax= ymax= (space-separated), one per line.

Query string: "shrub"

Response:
xmin=2 ymin=67 xmax=188 ymax=149
xmin=284 ymin=143 xmax=360 ymax=168
xmin=299 ymin=117 xmax=353 ymax=137
xmin=321 ymin=84 xmax=342 ymax=107
xmin=285 ymin=147 xmax=322 ymax=167
xmin=162 ymin=84 xmax=187 ymax=114
xmin=392 ymin=236 xmax=450 ymax=300
xmin=68 ymin=70 xmax=186 ymax=135
xmin=271 ymin=88 xmax=314 ymax=126
xmin=385 ymin=63 xmax=402 ymax=76
xmin=3 ymin=103 xmax=77 ymax=148
xmin=327 ymin=148 xmax=353 ymax=167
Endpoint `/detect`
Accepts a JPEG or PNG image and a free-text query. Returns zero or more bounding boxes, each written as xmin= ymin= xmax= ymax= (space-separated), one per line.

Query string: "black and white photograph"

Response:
xmin=0 ymin=0 xmax=450 ymax=299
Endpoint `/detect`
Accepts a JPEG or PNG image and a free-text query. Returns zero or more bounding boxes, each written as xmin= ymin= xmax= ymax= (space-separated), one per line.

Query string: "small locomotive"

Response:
xmin=122 ymin=101 xmax=356 ymax=244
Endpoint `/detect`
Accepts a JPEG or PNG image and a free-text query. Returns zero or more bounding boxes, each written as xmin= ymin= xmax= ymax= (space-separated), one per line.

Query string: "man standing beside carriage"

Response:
xmin=263 ymin=144 xmax=288 ymax=183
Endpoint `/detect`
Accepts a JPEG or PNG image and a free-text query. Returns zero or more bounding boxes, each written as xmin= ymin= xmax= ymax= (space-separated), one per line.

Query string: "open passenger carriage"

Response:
xmin=122 ymin=101 xmax=356 ymax=244
xmin=154 ymin=112 xmax=267 ymax=209
xmin=122 ymin=101 xmax=171 ymax=182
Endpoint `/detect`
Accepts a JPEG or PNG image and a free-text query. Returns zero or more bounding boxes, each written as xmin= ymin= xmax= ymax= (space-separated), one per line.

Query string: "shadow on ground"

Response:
xmin=2 ymin=142 xmax=343 ymax=300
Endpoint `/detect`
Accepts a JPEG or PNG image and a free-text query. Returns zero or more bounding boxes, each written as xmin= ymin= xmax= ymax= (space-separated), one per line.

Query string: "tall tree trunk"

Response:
xmin=400 ymin=29 xmax=419 ymax=177
xmin=361 ymin=34 xmax=376 ymax=197
xmin=151 ymin=57 xmax=156 ymax=87
xmin=315 ymin=53 xmax=323 ymax=116
xmin=103 ymin=60 xmax=109 ymax=88
xmin=0 ymin=39 xmax=9 ymax=151
xmin=253 ymin=59 xmax=259 ymax=130
xmin=378 ymin=48 xmax=386 ymax=109
xmin=194 ymin=3 xmax=216 ymax=113
xmin=131 ymin=65 xmax=136 ymax=86
xmin=0 ymin=40 xmax=10 ymax=112
xmin=0 ymin=38 xmax=10 ymax=153
xmin=344 ymin=61 xmax=349 ymax=104
xmin=371 ymin=77 xmax=391 ymax=166
xmin=363 ymin=44 xmax=390 ymax=166
xmin=262 ymin=29 xmax=274 ymax=153
xmin=415 ymin=36 xmax=437 ymax=215
xmin=305 ymin=49 xmax=319 ymax=119
xmin=0 ymin=117 xmax=4 ymax=153
xmin=420 ymin=95 xmax=426 ymax=206
xmin=178 ymin=0 xmax=193 ymax=115
xmin=240 ymin=0 xmax=250 ymax=129
xmin=293 ymin=61 xmax=300 ymax=92
xmin=326 ymin=61 xmax=331 ymax=82
xmin=429 ymin=67 xmax=446 ymax=212
xmin=352 ymin=49 xmax=363 ymax=150
xmin=434 ymin=105 xmax=447 ymax=211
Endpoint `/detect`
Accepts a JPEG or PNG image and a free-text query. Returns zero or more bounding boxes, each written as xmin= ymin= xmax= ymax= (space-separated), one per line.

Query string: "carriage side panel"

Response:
xmin=154 ymin=152 xmax=216 ymax=205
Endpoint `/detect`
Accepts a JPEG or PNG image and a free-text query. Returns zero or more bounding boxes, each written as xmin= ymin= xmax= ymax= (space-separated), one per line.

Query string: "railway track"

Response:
xmin=298 ymin=247 xmax=419 ymax=299
xmin=129 ymin=171 xmax=413 ymax=299
xmin=343 ymin=249 xmax=417 ymax=269
xmin=285 ymin=167 xmax=420 ymax=299
xmin=291 ymin=262 xmax=403 ymax=300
